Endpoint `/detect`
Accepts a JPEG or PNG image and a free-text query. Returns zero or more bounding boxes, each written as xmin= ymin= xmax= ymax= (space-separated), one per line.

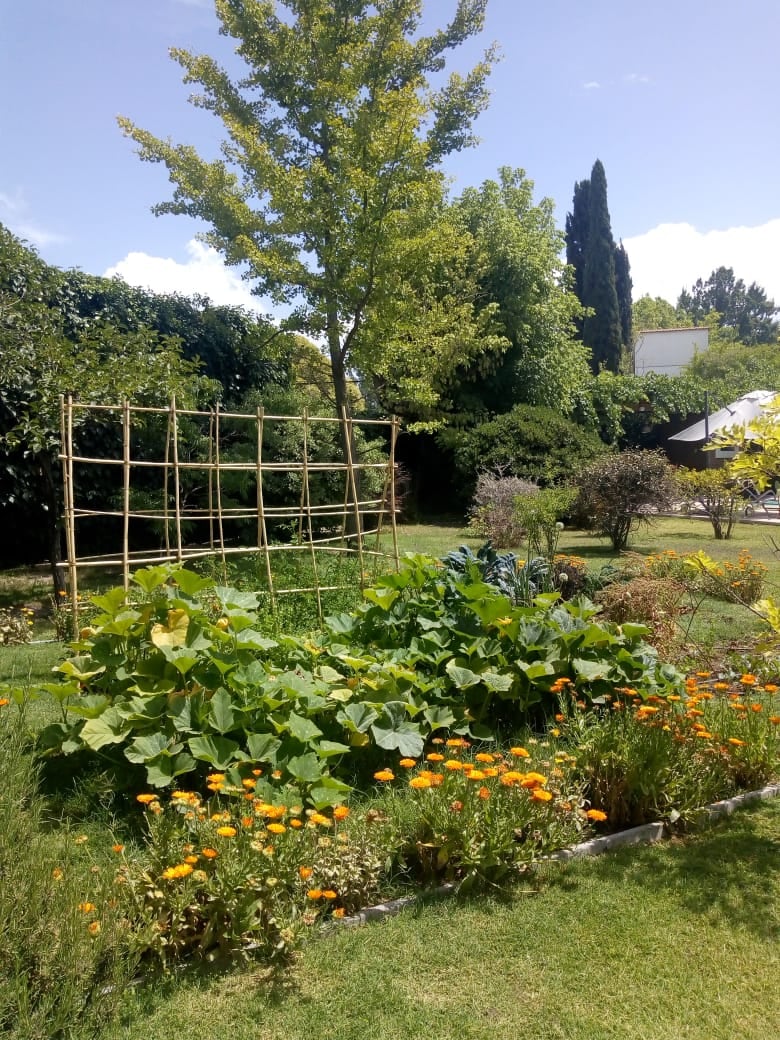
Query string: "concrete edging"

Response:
xmin=334 ymin=783 xmax=780 ymax=928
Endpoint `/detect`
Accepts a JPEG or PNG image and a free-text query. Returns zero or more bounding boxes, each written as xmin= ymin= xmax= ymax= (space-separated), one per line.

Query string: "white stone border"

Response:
xmin=333 ymin=783 xmax=780 ymax=927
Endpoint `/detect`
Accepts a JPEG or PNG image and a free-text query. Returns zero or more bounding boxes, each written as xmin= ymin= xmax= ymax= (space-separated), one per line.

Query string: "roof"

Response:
xmin=669 ymin=389 xmax=778 ymax=443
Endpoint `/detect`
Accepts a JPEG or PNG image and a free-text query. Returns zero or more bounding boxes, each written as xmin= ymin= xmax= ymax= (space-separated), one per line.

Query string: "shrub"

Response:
xmin=595 ymin=576 xmax=687 ymax=657
xmin=514 ymin=485 xmax=576 ymax=560
xmin=444 ymin=404 xmax=608 ymax=498
xmin=676 ymin=467 xmax=741 ymax=540
xmin=573 ymin=449 xmax=677 ymax=550
xmin=468 ymin=471 xmax=538 ymax=548
xmin=0 ymin=607 xmax=33 ymax=646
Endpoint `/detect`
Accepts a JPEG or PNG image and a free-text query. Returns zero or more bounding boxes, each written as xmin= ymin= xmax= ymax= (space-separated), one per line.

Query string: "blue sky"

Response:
xmin=3 ymin=0 xmax=780 ymax=310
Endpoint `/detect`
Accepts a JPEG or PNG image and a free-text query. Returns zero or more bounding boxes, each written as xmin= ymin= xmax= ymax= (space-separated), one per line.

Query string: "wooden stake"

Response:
xmin=342 ymin=407 xmax=365 ymax=589
xmin=256 ymin=407 xmax=276 ymax=610
xmin=122 ymin=398 xmax=131 ymax=591
xmin=214 ymin=403 xmax=227 ymax=583
xmin=64 ymin=394 xmax=79 ymax=634
xmin=301 ymin=409 xmax=323 ymax=620
xmin=170 ymin=396 xmax=183 ymax=563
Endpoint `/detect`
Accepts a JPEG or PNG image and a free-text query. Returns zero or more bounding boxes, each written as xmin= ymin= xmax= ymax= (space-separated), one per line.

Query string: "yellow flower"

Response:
xmin=333 ymin=805 xmax=350 ymax=820
xmin=409 ymin=775 xmax=432 ymax=789
xmin=586 ymin=808 xmax=608 ymax=822
xmin=307 ymin=888 xmax=323 ymax=900
xmin=290 ymin=818 xmax=303 ymax=828
xmin=426 ymin=752 xmax=444 ymax=762
xmin=323 ymin=889 xmax=338 ymax=900
xmin=727 ymin=738 xmax=746 ymax=747
xmin=399 ymin=758 xmax=417 ymax=768
xmin=332 ymin=907 xmax=346 ymax=918
xmin=531 ymin=788 xmax=553 ymax=802
xmin=740 ymin=674 xmax=758 ymax=685
xmin=267 ymin=823 xmax=286 ymax=835
xmin=445 ymin=759 xmax=464 ymax=771
xmin=136 ymin=794 xmax=158 ymax=805
xmin=521 ymin=772 xmax=547 ymax=789
xmin=216 ymin=826 xmax=237 ymax=837
xmin=373 ymin=769 xmax=395 ymax=782
xmin=52 ymin=868 xmax=64 ymax=881
xmin=201 ymin=847 xmax=218 ymax=859
xmin=477 ymin=785 xmax=491 ymax=801
xmin=466 ymin=769 xmax=486 ymax=781
xmin=162 ymin=863 xmax=194 ymax=880
xmin=206 ymin=772 xmax=226 ymax=783
xmin=78 ymin=902 xmax=96 ymax=913
xmin=299 ymin=866 xmax=313 ymax=880
xmin=87 ymin=921 xmax=101 ymax=936
xmin=310 ymin=813 xmax=331 ymax=827
xmin=510 ymin=747 xmax=530 ymax=758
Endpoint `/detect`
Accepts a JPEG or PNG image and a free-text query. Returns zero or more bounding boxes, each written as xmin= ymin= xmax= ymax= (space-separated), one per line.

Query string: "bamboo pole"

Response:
xmin=301 ymin=409 xmax=323 ymax=620
xmin=122 ymin=398 xmax=131 ymax=591
xmin=64 ymin=395 xmax=79 ymax=634
xmin=342 ymin=407 xmax=365 ymax=589
xmin=390 ymin=416 xmax=400 ymax=568
xmin=162 ymin=405 xmax=172 ymax=557
xmin=170 ymin=396 xmax=183 ymax=563
xmin=256 ymin=407 xmax=276 ymax=611
xmin=214 ymin=403 xmax=227 ymax=582
xmin=68 ymin=401 xmax=396 ymax=426
xmin=207 ymin=410 xmax=215 ymax=550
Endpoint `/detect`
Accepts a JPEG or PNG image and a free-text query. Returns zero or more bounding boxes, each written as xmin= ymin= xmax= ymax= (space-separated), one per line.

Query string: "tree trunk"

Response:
xmin=39 ymin=452 xmax=67 ymax=601
xmin=326 ymin=308 xmax=362 ymax=539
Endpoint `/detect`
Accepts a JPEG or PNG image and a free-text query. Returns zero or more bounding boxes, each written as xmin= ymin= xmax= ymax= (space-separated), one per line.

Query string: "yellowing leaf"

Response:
xmin=150 ymin=609 xmax=190 ymax=648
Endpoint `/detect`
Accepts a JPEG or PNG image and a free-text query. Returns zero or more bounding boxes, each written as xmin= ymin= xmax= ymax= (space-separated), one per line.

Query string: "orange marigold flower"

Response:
xmin=426 ymin=753 xmax=444 ymax=762
xmin=475 ymin=752 xmax=495 ymax=763
xmin=136 ymin=794 xmax=158 ymax=804
xmin=307 ymin=889 xmax=323 ymax=900
xmin=373 ymin=770 xmax=395 ymax=782
xmin=290 ymin=818 xmax=303 ymax=828
xmin=267 ymin=823 xmax=286 ymax=835
xmin=713 ymin=682 xmax=730 ymax=691
xmin=0 ymin=698 xmax=9 ymax=707
xmin=201 ymin=847 xmax=218 ymax=859
xmin=87 ymin=921 xmax=101 ymax=936
xmin=445 ymin=759 xmax=464 ymax=771
xmin=241 ymin=816 xmax=254 ymax=828
xmin=184 ymin=855 xmax=199 ymax=865
xmin=466 ymin=769 xmax=486 ymax=781
xmin=751 ymin=703 xmax=763 ymax=713
xmin=531 ymin=788 xmax=553 ymax=802
xmin=740 ymin=674 xmax=757 ymax=685
xmin=52 ymin=868 xmax=64 ymax=881
xmin=332 ymin=907 xmax=346 ymax=918
xmin=409 ymin=775 xmax=432 ymax=789
xmin=399 ymin=758 xmax=417 ymax=768
xmin=333 ymin=805 xmax=350 ymax=820
xmin=310 ymin=813 xmax=331 ymax=827
xmin=323 ymin=889 xmax=338 ymax=900
xmin=216 ymin=825 xmax=237 ymax=837
xmin=586 ymin=809 xmax=608 ymax=822
xmin=500 ymin=771 xmax=526 ymax=786
xmin=478 ymin=785 xmax=491 ymax=801
xmin=112 ymin=844 xmax=124 ymax=854
xmin=770 ymin=716 xmax=780 ymax=725
xmin=446 ymin=737 xmax=467 ymax=748
xmin=299 ymin=866 xmax=313 ymax=880
xmin=206 ymin=773 xmax=226 ymax=783
xmin=510 ymin=747 xmax=530 ymax=758
xmin=521 ymin=772 xmax=547 ymax=789
xmin=727 ymin=738 xmax=747 ymax=747
xmin=763 ymin=684 xmax=778 ymax=694
xmin=78 ymin=902 xmax=96 ymax=913
xmin=242 ymin=778 xmax=256 ymax=789
xmin=694 ymin=730 xmax=713 ymax=739
xmin=450 ymin=800 xmax=464 ymax=813
xmin=555 ymin=714 xmax=565 ymax=722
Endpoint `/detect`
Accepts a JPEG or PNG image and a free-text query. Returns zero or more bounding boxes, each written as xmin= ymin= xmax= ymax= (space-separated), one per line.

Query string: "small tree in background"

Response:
xmin=675 ymin=468 xmax=741 ymax=540
xmin=574 ymin=450 xmax=677 ymax=551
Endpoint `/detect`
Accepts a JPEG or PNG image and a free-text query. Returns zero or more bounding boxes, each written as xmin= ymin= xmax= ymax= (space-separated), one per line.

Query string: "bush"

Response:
xmin=595 ymin=576 xmax=687 ymax=657
xmin=676 ymin=467 xmax=741 ymax=540
xmin=468 ymin=471 xmax=538 ymax=548
xmin=0 ymin=607 xmax=33 ymax=646
xmin=443 ymin=404 xmax=608 ymax=499
xmin=573 ymin=449 xmax=677 ymax=551
xmin=514 ymin=485 xmax=576 ymax=560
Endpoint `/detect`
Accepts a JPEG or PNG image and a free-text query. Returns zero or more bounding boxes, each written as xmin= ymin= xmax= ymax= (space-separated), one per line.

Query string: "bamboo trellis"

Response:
xmin=59 ymin=395 xmax=400 ymax=629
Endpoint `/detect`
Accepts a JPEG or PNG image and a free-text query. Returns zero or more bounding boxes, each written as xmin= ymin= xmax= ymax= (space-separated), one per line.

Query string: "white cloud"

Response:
xmin=622 ymin=219 xmax=780 ymax=306
xmin=624 ymin=72 xmax=650 ymax=84
xmin=582 ymin=80 xmax=601 ymax=90
xmin=0 ymin=188 xmax=67 ymax=247
xmin=105 ymin=239 xmax=264 ymax=311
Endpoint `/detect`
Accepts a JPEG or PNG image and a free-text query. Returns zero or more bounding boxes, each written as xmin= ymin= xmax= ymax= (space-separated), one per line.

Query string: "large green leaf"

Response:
xmin=150 ymin=609 xmax=190 ymax=648
xmin=572 ymin=657 xmax=613 ymax=682
xmin=246 ymin=732 xmax=281 ymax=764
xmin=56 ymin=657 xmax=105 ymax=683
xmin=337 ymin=702 xmax=378 ymax=733
xmin=188 ymin=733 xmax=240 ymax=768
xmin=315 ymin=739 xmax=350 ymax=759
xmin=234 ymin=629 xmax=278 ymax=651
xmin=208 ymin=687 xmax=235 ymax=734
xmin=126 ymin=732 xmax=180 ymax=764
xmin=132 ymin=565 xmax=171 ymax=593
xmin=169 ymin=568 xmax=213 ymax=596
xmin=64 ymin=694 xmax=109 ymax=719
xmin=371 ymin=702 xmax=424 ymax=758
xmin=286 ymin=753 xmax=324 ymax=784
xmin=79 ymin=708 xmax=132 ymax=751
xmin=145 ymin=751 xmax=197 ymax=788
xmin=214 ymin=586 xmax=260 ymax=610
xmin=287 ymin=712 xmax=323 ymax=743
xmin=423 ymin=704 xmax=457 ymax=731
xmin=445 ymin=661 xmax=481 ymax=689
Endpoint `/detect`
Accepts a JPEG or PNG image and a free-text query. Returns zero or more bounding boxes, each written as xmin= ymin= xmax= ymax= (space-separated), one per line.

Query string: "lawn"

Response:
xmin=111 ymin=800 xmax=780 ymax=1040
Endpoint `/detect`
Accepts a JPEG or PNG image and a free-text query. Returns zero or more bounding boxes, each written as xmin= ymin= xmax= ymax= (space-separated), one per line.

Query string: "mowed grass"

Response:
xmin=112 ymin=800 xmax=780 ymax=1040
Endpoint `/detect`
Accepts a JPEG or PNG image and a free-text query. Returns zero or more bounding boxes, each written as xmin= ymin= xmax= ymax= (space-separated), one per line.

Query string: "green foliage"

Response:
xmin=443 ymin=404 xmax=607 ymax=497
xmin=513 ymin=486 xmax=576 ymax=560
xmin=441 ymin=543 xmax=550 ymax=605
xmin=0 ymin=706 xmax=133 ymax=1037
xmin=443 ymin=168 xmax=589 ymax=420
xmin=27 ymin=559 xmax=683 ymax=792
xmin=676 ymin=467 xmax=741 ymax=539
xmin=119 ymin=0 xmax=497 ymax=426
xmin=467 ymin=471 xmax=538 ymax=548
xmin=0 ymin=607 xmax=33 ymax=646
xmin=633 ymin=294 xmax=693 ymax=331
xmin=614 ymin=241 xmax=633 ymax=350
xmin=573 ymin=450 xmax=677 ymax=551
xmin=566 ymin=160 xmax=624 ymax=373
xmin=678 ymin=266 xmax=778 ymax=345
xmin=686 ymin=340 xmax=780 ymax=407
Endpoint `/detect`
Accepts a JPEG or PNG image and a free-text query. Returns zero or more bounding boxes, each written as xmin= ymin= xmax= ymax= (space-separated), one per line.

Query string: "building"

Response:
xmin=633 ymin=327 xmax=709 ymax=376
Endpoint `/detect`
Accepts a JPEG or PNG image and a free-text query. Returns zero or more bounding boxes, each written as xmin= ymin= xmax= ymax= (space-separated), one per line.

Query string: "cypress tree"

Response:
xmin=614 ymin=239 xmax=633 ymax=349
xmin=565 ymin=178 xmax=590 ymax=332
xmin=575 ymin=159 xmax=623 ymax=373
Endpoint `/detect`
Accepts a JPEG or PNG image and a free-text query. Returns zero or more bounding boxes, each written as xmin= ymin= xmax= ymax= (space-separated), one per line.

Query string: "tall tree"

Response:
xmin=633 ymin=294 xmax=692 ymax=331
xmin=581 ymin=160 xmax=623 ymax=372
xmin=677 ymin=266 xmax=779 ymax=345
xmin=565 ymin=159 xmax=627 ymax=373
xmin=614 ymin=240 xmax=633 ymax=350
xmin=118 ymin=0 xmax=496 ymax=449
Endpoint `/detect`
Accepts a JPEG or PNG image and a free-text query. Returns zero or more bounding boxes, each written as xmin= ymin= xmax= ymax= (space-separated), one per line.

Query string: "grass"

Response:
xmin=110 ymin=800 xmax=780 ymax=1040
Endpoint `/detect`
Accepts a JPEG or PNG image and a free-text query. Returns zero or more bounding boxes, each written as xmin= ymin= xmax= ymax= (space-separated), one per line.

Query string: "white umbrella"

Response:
xmin=669 ymin=390 xmax=778 ymax=443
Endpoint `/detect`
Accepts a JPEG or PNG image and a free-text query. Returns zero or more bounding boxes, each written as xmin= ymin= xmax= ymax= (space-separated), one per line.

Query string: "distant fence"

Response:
xmin=59 ymin=395 xmax=399 ymax=626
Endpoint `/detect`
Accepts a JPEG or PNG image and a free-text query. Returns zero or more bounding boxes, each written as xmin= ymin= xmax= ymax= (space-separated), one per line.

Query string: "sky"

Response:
xmin=2 ymin=0 xmax=780 ymax=315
